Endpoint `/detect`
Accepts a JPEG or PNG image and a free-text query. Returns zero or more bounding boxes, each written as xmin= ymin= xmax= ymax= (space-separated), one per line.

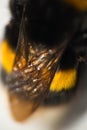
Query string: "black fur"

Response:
xmin=6 ymin=0 xmax=81 ymax=46
xmin=44 ymin=88 xmax=77 ymax=105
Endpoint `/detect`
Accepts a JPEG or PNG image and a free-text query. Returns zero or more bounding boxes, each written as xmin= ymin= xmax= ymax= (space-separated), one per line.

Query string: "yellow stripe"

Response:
xmin=50 ymin=69 xmax=77 ymax=92
xmin=64 ymin=0 xmax=87 ymax=11
xmin=1 ymin=41 xmax=15 ymax=73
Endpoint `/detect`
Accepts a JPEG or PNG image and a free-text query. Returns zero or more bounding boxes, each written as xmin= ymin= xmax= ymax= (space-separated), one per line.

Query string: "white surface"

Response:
xmin=0 ymin=0 xmax=11 ymax=41
xmin=0 ymin=0 xmax=87 ymax=130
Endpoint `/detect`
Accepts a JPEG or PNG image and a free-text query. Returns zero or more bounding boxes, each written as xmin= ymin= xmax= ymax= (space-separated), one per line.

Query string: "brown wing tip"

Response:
xmin=8 ymin=92 xmax=37 ymax=122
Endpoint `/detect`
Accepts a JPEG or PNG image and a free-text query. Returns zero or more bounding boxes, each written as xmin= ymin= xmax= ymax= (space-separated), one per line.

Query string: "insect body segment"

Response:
xmin=64 ymin=0 xmax=87 ymax=11
xmin=1 ymin=41 xmax=15 ymax=73
xmin=50 ymin=69 xmax=77 ymax=92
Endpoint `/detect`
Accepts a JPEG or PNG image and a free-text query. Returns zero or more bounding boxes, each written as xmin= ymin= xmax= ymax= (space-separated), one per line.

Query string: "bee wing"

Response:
xmin=7 ymin=5 xmax=66 ymax=99
xmin=13 ymin=5 xmax=28 ymax=66
xmin=7 ymin=43 xmax=65 ymax=121
xmin=7 ymin=6 xmax=67 ymax=120
xmin=8 ymin=43 xmax=64 ymax=99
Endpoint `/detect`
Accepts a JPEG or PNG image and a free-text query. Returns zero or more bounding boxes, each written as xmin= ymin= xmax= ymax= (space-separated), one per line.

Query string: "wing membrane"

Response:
xmin=7 ymin=42 xmax=64 ymax=101
xmin=7 ymin=5 xmax=66 ymax=102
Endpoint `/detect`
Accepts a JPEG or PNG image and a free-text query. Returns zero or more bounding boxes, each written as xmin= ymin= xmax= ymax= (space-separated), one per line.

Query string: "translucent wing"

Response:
xmin=6 ymin=5 xmax=68 ymax=121
xmin=7 ymin=41 xmax=65 ymax=100
xmin=7 ymin=5 xmax=67 ymax=102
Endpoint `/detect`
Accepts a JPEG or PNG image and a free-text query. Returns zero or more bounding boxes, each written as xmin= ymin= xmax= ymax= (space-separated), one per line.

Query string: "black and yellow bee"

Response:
xmin=1 ymin=0 xmax=87 ymax=121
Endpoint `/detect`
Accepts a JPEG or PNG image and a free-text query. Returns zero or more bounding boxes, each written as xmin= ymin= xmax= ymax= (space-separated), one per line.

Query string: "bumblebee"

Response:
xmin=1 ymin=0 xmax=87 ymax=121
